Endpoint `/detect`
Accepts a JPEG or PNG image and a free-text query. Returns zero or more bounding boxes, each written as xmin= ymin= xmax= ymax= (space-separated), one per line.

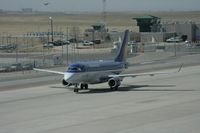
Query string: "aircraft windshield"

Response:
xmin=67 ymin=66 xmax=82 ymax=72
xmin=68 ymin=67 xmax=81 ymax=71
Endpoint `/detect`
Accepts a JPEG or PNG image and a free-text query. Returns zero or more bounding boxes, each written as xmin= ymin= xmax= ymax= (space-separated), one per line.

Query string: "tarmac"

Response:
xmin=0 ymin=64 xmax=200 ymax=133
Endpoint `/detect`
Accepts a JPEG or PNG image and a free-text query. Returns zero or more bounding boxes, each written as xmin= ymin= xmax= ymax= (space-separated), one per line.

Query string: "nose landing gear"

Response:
xmin=74 ymin=84 xmax=79 ymax=93
xmin=73 ymin=83 xmax=89 ymax=93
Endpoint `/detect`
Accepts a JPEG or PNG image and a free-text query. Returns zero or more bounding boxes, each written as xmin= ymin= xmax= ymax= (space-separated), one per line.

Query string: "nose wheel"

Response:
xmin=74 ymin=83 xmax=88 ymax=93
xmin=74 ymin=88 xmax=79 ymax=93
xmin=74 ymin=84 xmax=79 ymax=93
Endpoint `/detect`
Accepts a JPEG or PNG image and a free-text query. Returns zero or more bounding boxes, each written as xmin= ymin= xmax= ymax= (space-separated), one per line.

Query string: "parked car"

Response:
xmin=184 ymin=41 xmax=192 ymax=48
xmin=166 ymin=37 xmax=183 ymax=43
xmin=0 ymin=65 xmax=10 ymax=72
xmin=43 ymin=43 xmax=54 ymax=48
xmin=195 ymin=43 xmax=200 ymax=48
xmin=63 ymin=40 xmax=70 ymax=45
xmin=22 ymin=64 xmax=33 ymax=70
xmin=128 ymin=41 xmax=137 ymax=46
xmin=10 ymin=63 xmax=22 ymax=71
xmin=53 ymin=40 xmax=70 ymax=46
xmin=69 ymin=38 xmax=77 ymax=43
xmin=0 ymin=45 xmax=7 ymax=50
xmin=0 ymin=44 xmax=17 ymax=50
xmin=93 ymin=40 xmax=101 ymax=44
xmin=82 ymin=41 xmax=94 ymax=46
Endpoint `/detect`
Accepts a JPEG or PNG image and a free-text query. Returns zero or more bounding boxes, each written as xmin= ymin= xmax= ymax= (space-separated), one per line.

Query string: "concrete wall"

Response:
xmin=140 ymin=32 xmax=174 ymax=43
xmin=162 ymin=22 xmax=195 ymax=41
xmin=195 ymin=24 xmax=200 ymax=41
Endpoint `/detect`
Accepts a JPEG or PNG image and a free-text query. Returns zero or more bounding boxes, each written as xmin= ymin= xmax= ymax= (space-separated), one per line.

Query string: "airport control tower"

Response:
xmin=133 ymin=15 xmax=160 ymax=32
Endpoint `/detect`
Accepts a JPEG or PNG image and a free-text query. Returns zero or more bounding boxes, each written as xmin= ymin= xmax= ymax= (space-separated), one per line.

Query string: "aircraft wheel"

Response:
xmin=74 ymin=89 xmax=79 ymax=93
xmin=80 ymin=84 xmax=84 ymax=90
xmin=80 ymin=83 xmax=88 ymax=90
xmin=110 ymin=86 xmax=118 ymax=91
xmin=114 ymin=86 xmax=119 ymax=91
xmin=84 ymin=84 xmax=88 ymax=90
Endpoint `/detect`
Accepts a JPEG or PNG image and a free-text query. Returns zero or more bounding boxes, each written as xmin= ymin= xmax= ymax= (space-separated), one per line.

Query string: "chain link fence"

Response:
xmin=1 ymin=33 xmax=200 ymax=73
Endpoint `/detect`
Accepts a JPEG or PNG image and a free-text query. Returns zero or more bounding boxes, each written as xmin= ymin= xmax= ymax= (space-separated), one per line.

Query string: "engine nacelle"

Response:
xmin=108 ymin=78 xmax=121 ymax=89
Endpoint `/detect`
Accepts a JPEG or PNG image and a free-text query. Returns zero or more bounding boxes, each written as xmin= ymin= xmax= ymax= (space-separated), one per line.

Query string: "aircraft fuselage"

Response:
xmin=64 ymin=60 xmax=126 ymax=84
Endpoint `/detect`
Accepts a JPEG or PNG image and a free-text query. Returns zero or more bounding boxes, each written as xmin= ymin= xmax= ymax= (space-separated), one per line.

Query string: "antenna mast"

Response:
xmin=102 ymin=0 xmax=107 ymax=23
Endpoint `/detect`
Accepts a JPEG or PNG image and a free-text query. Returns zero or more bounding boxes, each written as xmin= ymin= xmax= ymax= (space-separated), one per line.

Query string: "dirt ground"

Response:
xmin=0 ymin=11 xmax=200 ymax=35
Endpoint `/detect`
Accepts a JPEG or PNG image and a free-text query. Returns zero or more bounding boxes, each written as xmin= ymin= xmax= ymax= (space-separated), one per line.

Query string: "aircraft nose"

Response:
xmin=64 ymin=72 xmax=74 ymax=81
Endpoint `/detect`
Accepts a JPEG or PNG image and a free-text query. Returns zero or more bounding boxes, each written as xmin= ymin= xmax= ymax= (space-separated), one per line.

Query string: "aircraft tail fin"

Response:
xmin=114 ymin=30 xmax=129 ymax=62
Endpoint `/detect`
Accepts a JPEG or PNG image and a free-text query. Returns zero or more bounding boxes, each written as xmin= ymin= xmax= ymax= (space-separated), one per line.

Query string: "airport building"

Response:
xmin=84 ymin=22 xmax=109 ymax=43
xmin=133 ymin=15 xmax=200 ymax=43
xmin=133 ymin=15 xmax=161 ymax=32
xmin=195 ymin=24 xmax=200 ymax=41
xmin=162 ymin=22 xmax=196 ymax=42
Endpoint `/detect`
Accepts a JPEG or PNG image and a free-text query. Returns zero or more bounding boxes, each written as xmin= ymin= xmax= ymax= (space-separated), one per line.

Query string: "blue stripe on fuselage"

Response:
xmin=66 ymin=60 xmax=125 ymax=73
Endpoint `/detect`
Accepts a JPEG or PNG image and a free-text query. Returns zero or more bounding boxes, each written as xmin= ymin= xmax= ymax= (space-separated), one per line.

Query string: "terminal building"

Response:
xmin=133 ymin=15 xmax=200 ymax=43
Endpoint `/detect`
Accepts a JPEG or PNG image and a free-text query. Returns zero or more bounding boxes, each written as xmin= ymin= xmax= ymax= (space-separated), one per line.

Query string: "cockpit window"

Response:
xmin=68 ymin=67 xmax=79 ymax=71
xmin=67 ymin=66 xmax=83 ymax=72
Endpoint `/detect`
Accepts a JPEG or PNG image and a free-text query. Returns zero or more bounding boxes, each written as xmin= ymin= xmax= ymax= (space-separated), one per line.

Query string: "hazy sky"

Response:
xmin=0 ymin=0 xmax=200 ymax=12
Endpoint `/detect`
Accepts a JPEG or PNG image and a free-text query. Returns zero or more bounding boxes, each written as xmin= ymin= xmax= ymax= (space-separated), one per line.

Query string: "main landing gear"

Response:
xmin=110 ymin=85 xmax=119 ymax=91
xmin=73 ymin=83 xmax=88 ymax=93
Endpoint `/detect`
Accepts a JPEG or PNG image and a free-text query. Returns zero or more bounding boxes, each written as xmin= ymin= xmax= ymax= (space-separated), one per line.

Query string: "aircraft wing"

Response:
xmin=109 ymin=64 xmax=182 ymax=78
xmin=33 ymin=68 xmax=65 ymax=75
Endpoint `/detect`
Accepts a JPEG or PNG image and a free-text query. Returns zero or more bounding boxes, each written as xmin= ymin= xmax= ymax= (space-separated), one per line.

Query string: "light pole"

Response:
xmin=49 ymin=17 xmax=54 ymax=42
xmin=66 ymin=27 xmax=69 ymax=66
xmin=173 ymin=22 xmax=177 ymax=57
xmin=48 ymin=17 xmax=53 ymax=67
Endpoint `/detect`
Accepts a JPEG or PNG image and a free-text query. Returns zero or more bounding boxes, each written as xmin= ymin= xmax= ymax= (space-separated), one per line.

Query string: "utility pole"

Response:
xmin=49 ymin=17 xmax=54 ymax=42
xmin=102 ymin=0 xmax=107 ymax=23
xmin=15 ymin=37 xmax=18 ymax=63
xmin=173 ymin=22 xmax=177 ymax=57
xmin=66 ymin=27 xmax=69 ymax=66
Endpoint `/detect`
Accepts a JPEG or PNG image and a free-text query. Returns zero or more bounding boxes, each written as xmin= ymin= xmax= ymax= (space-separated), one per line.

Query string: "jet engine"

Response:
xmin=108 ymin=78 xmax=121 ymax=89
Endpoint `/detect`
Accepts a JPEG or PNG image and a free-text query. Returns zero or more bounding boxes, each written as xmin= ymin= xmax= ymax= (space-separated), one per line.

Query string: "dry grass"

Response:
xmin=0 ymin=13 xmax=135 ymax=35
xmin=0 ymin=11 xmax=199 ymax=53
xmin=0 ymin=11 xmax=200 ymax=35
